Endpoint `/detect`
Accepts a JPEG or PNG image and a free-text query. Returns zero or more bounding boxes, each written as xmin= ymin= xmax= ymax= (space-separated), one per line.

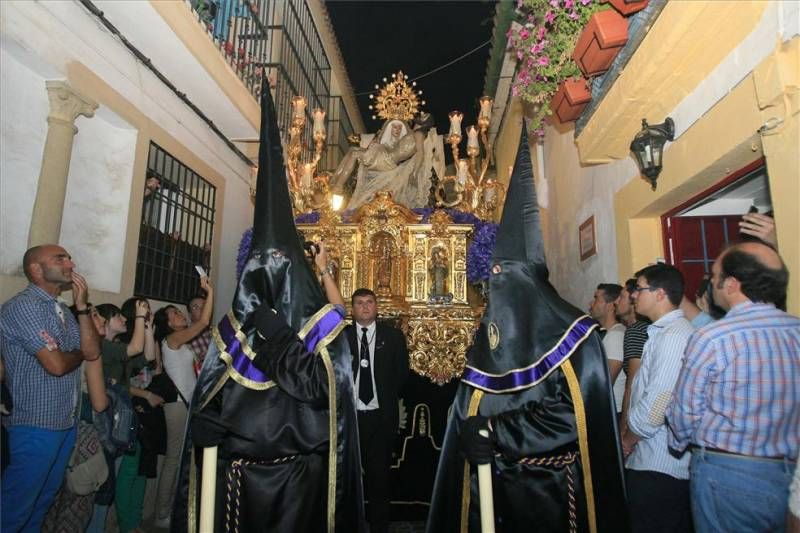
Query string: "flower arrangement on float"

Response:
xmin=507 ymin=0 xmax=603 ymax=136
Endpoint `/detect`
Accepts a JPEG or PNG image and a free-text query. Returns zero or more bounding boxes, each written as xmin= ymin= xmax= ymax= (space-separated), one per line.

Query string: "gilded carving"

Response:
xmin=406 ymin=307 xmax=481 ymax=384
xmin=298 ymin=192 xmax=482 ymax=384
xmin=455 ymin=275 xmax=465 ymax=301
xmin=414 ymin=272 xmax=426 ymax=298
xmin=429 ymin=209 xmax=452 ymax=238
xmin=370 ymin=231 xmax=395 ymax=297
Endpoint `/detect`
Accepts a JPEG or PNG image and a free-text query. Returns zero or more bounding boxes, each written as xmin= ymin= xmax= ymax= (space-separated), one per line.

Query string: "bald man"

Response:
xmin=1 ymin=244 xmax=101 ymax=532
xmin=667 ymin=242 xmax=799 ymax=533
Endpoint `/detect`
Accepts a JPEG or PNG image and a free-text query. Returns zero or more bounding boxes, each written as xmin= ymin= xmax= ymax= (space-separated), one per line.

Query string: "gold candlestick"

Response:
xmin=448 ymin=134 xmax=462 ymax=168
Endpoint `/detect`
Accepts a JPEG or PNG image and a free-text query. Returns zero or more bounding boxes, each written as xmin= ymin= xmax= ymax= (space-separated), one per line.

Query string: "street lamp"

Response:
xmin=630 ymin=117 xmax=674 ymax=190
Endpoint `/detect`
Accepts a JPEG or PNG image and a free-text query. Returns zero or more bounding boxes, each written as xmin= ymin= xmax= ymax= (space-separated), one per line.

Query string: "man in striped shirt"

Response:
xmin=667 ymin=241 xmax=799 ymax=532
xmin=617 ymin=278 xmax=649 ymax=437
xmin=624 ymin=264 xmax=694 ymax=533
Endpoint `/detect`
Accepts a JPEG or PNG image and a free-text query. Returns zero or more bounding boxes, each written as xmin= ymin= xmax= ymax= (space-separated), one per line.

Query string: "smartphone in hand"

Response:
xmin=195 ymin=265 xmax=208 ymax=278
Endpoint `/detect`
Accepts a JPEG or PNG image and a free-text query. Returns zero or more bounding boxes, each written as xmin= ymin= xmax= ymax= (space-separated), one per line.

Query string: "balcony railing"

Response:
xmin=190 ymin=0 xmax=353 ymax=170
xmin=324 ymin=96 xmax=354 ymax=171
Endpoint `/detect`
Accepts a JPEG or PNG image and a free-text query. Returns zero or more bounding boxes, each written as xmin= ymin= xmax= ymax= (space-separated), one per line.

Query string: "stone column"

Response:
xmin=28 ymin=80 xmax=98 ymax=247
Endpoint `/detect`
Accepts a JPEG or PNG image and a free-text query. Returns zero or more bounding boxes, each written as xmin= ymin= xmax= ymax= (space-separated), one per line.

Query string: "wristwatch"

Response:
xmin=75 ymin=308 xmax=90 ymax=316
xmin=321 ymin=263 xmax=335 ymax=277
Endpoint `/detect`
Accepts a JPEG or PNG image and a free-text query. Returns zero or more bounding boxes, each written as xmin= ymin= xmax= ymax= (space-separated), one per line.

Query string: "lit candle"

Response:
xmin=457 ymin=159 xmax=469 ymax=184
xmin=448 ymin=111 xmax=463 ymax=138
xmin=479 ymin=96 xmax=493 ymax=121
xmin=467 ymin=126 xmax=479 ymax=149
xmin=291 ymin=96 xmax=307 ymax=119
xmin=301 ymin=163 xmax=313 ymax=188
xmin=312 ymin=108 xmax=326 ymax=135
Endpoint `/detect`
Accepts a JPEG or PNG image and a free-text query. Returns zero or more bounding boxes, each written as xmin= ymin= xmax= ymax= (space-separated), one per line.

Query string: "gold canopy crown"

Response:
xmin=370 ymin=70 xmax=424 ymax=122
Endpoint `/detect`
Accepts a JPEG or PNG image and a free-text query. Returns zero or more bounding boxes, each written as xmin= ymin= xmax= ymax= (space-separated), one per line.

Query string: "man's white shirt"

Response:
xmin=355 ymin=321 xmax=379 ymax=410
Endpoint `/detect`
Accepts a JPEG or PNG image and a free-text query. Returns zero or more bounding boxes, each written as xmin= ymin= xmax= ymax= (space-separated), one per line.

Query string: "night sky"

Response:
xmin=326 ymin=1 xmax=498 ymax=165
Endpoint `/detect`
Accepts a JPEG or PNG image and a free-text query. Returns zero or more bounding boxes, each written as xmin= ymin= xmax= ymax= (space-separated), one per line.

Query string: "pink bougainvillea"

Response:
xmin=508 ymin=0 xmax=604 ymax=135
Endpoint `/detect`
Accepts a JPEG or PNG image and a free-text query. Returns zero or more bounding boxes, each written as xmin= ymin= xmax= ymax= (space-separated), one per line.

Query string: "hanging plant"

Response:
xmin=507 ymin=0 xmax=604 ymax=135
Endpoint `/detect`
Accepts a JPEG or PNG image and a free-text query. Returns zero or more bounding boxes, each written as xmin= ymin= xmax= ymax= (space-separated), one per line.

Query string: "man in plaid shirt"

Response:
xmin=1 ymin=245 xmax=101 ymax=532
xmin=667 ymin=241 xmax=799 ymax=532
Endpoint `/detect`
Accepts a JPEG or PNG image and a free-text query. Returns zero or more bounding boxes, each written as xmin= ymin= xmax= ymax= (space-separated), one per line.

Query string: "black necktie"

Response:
xmin=358 ymin=327 xmax=374 ymax=405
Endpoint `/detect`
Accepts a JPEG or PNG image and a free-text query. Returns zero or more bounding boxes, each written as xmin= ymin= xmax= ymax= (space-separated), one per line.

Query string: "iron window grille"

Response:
xmin=135 ymin=142 xmax=216 ymax=303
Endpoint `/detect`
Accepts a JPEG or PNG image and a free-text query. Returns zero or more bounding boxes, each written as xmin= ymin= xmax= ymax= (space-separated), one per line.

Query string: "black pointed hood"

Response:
xmin=231 ymin=85 xmax=325 ymax=331
xmin=493 ymin=126 xmax=547 ymax=275
xmin=464 ymin=125 xmax=595 ymax=382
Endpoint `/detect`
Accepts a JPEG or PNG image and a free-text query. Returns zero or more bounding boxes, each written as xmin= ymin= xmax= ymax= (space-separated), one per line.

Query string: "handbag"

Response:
xmin=65 ymin=396 xmax=109 ymax=496
xmin=147 ymin=372 xmax=179 ymax=404
xmin=132 ymin=396 xmax=167 ymax=454
xmin=93 ymin=382 xmax=138 ymax=457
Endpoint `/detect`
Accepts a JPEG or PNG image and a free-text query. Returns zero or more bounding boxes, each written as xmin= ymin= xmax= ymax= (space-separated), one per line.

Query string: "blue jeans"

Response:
xmin=690 ymin=448 xmax=796 ymax=533
xmin=1 ymin=425 xmax=77 ymax=532
xmin=87 ymin=455 xmax=123 ymax=533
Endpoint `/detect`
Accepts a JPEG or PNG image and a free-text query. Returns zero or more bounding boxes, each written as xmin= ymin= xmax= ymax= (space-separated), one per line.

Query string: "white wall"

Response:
xmin=540 ymin=126 xmax=639 ymax=310
xmin=0 ymin=0 xmax=254 ymax=310
xmin=60 ymin=109 xmax=137 ymax=294
xmin=214 ymin=175 xmax=253 ymax=318
xmin=0 ymin=47 xmax=52 ymax=276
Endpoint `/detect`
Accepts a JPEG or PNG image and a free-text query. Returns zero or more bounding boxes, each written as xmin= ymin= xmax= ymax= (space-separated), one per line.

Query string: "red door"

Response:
xmin=664 ymin=215 xmax=743 ymax=299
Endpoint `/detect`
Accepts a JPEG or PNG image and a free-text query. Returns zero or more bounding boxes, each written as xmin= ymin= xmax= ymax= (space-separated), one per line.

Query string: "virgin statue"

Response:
xmin=429 ymin=246 xmax=449 ymax=298
xmin=331 ymin=113 xmax=443 ymax=210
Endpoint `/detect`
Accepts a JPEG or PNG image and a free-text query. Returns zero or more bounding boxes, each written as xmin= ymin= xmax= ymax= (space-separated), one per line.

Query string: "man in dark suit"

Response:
xmin=348 ymin=288 xmax=409 ymax=533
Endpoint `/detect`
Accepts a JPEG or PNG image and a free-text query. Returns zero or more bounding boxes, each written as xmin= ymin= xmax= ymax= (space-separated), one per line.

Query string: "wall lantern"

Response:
xmin=630 ymin=117 xmax=674 ymax=190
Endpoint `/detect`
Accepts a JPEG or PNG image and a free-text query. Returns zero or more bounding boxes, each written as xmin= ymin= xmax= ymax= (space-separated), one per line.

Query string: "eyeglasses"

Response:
xmin=632 ymin=286 xmax=659 ymax=293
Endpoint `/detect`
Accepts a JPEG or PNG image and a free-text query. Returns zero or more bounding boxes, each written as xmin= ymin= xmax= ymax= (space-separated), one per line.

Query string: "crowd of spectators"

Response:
xmin=1 ymin=210 xmax=797 ymax=532
xmin=1 ymin=244 xmax=212 ymax=532
xmin=591 ymin=214 xmax=799 ymax=532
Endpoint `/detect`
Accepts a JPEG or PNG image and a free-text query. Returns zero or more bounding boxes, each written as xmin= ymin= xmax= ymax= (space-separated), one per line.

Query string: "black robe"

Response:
xmin=172 ymin=305 xmax=365 ymax=533
xmin=426 ymin=318 xmax=628 ymax=533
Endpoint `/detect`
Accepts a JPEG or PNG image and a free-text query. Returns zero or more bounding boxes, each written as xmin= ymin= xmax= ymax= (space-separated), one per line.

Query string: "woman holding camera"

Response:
xmin=152 ymin=277 xmax=213 ymax=528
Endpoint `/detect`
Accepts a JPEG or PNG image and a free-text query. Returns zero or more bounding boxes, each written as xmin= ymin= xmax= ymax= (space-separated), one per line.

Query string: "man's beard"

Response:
xmin=706 ymin=285 xmax=727 ymax=320
xmin=43 ymin=266 xmax=72 ymax=286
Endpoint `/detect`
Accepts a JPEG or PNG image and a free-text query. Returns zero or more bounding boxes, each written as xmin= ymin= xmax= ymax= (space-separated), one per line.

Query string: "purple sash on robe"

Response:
xmin=461 ymin=316 xmax=596 ymax=393
xmin=216 ymin=307 xmax=344 ymax=385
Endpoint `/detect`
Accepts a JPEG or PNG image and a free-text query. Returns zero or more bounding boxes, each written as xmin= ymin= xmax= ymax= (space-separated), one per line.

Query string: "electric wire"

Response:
xmin=353 ymin=39 xmax=492 ymax=96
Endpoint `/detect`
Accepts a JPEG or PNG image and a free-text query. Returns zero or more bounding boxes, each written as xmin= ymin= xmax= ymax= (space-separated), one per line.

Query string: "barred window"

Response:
xmin=135 ymin=142 xmax=216 ymax=303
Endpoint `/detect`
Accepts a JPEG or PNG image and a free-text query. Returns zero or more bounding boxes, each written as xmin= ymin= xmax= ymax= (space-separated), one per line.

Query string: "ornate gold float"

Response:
xmin=280 ymin=70 xmax=506 ymax=384
xmin=298 ymin=192 xmax=483 ymax=384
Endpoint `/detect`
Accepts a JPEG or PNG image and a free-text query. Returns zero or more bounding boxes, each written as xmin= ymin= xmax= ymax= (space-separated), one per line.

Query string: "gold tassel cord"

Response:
xmin=562 ymin=360 xmax=597 ymax=533
xmin=459 ymin=389 xmax=484 ymax=533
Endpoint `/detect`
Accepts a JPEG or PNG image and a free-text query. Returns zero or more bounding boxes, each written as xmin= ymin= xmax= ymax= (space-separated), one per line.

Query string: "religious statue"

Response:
xmin=429 ymin=246 xmax=450 ymax=301
xmin=330 ymin=72 xmax=444 ymax=210
xmin=372 ymin=232 xmax=394 ymax=294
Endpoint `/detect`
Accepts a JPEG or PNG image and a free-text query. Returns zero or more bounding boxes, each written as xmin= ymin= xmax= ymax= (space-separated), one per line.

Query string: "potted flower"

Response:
xmin=549 ymin=77 xmax=591 ymax=123
xmin=507 ymin=0 xmax=605 ymax=135
xmin=607 ymin=0 xmax=648 ymax=16
xmin=572 ymin=8 xmax=628 ymax=77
